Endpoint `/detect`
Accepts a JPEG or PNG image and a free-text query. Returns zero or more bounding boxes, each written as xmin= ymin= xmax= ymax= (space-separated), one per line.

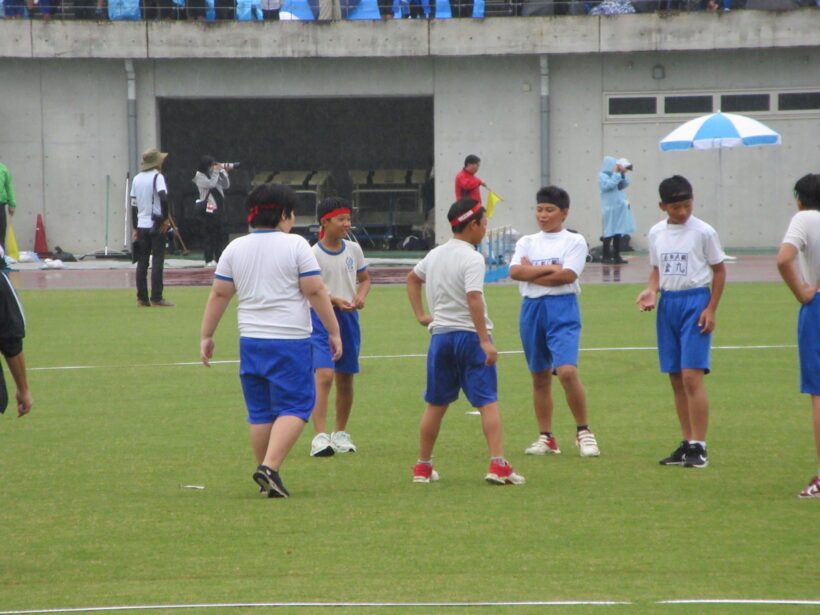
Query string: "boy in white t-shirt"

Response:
xmin=407 ymin=198 xmax=525 ymax=486
xmin=200 ymin=183 xmax=341 ymax=499
xmin=510 ymin=186 xmax=600 ymax=459
xmin=309 ymin=197 xmax=371 ymax=457
xmin=637 ymin=175 xmax=726 ymax=469
xmin=776 ymin=173 xmax=820 ymax=499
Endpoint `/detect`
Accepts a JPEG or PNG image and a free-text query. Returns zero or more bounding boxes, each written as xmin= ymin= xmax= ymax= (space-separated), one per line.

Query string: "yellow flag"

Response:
xmin=5 ymin=222 xmax=19 ymax=261
xmin=486 ymin=191 xmax=503 ymax=218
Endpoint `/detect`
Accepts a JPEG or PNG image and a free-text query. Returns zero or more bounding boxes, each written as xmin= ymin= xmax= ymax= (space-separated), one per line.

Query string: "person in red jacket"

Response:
xmin=455 ymin=155 xmax=487 ymax=205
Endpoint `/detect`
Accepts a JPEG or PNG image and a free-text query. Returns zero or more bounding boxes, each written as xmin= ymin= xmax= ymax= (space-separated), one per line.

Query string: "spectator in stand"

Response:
xmin=589 ymin=0 xmax=636 ymax=13
xmin=455 ymin=154 xmax=487 ymax=206
xmin=377 ymin=0 xmax=394 ymax=17
xmin=261 ymin=0 xmax=280 ymax=18
xmin=26 ymin=0 xmax=54 ymax=20
xmin=319 ymin=0 xmax=341 ymax=19
xmin=4 ymin=0 xmax=28 ymax=17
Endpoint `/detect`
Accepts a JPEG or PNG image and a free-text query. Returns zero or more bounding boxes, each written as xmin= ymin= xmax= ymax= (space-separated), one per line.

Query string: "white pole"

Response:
xmin=123 ymin=172 xmax=130 ymax=251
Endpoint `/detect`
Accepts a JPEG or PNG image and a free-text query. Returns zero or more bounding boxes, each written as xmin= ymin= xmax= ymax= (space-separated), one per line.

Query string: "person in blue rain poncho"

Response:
xmin=598 ymin=155 xmax=636 ymax=265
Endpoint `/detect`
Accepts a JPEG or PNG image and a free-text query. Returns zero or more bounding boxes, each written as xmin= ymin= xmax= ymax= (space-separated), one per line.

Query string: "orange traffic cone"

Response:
xmin=34 ymin=214 xmax=49 ymax=256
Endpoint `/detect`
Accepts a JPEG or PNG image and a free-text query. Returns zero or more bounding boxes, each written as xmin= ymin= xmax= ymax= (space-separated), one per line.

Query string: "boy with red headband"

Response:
xmin=407 ymin=198 xmax=525 ymax=486
xmin=309 ymin=197 xmax=371 ymax=457
xmin=200 ymin=184 xmax=341 ymax=498
xmin=510 ymin=186 xmax=600 ymax=459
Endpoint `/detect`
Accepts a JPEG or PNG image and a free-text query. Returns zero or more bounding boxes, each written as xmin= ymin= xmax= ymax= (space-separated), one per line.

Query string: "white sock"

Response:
xmin=690 ymin=440 xmax=706 ymax=449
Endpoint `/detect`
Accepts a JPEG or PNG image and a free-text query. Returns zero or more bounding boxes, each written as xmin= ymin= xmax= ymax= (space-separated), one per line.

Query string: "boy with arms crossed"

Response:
xmin=637 ymin=175 xmax=726 ymax=469
xmin=776 ymin=173 xmax=820 ymax=498
xmin=200 ymin=184 xmax=341 ymax=498
xmin=407 ymin=199 xmax=525 ymax=486
xmin=309 ymin=197 xmax=371 ymax=457
xmin=510 ymin=186 xmax=600 ymax=458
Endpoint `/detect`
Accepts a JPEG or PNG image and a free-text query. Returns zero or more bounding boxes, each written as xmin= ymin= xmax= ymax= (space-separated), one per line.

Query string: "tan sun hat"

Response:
xmin=141 ymin=148 xmax=168 ymax=171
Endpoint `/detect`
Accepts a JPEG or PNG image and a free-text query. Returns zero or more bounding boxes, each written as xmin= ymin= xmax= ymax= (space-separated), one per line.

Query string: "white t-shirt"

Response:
xmin=412 ymin=238 xmax=492 ymax=334
xmin=647 ymin=215 xmax=724 ymax=291
xmin=312 ymin=239 xmax=367 ymax=303
xmin=510 ymin=229 xmax=588 ymax=298
xmin=130 ymin=170 xmax=167 ymax=229
xmin=215 ymin=230 xmax=321 ymax=339
xmin=782 ymin=209 xmax=820 ymax=287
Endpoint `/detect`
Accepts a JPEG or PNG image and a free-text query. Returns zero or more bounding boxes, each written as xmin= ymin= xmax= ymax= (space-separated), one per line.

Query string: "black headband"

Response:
xmin=662 ymin=192 xmax=693 ymax=204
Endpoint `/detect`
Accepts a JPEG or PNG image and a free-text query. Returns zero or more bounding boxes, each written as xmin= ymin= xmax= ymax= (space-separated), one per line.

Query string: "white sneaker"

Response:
xmin=310 ymin=432 xmax=334 ymax=457
xmin=576 ymin=429 xmax=600 ymax=457
xmin=524 ymin=434 xmax=561 ymax=455
xmin=330 ymin=431 xmax=357 ymax=453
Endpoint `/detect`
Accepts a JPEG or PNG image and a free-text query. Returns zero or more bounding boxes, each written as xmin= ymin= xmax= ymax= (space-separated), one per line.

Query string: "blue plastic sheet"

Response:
xmin=108 ymin=0 xmax=141 ymax=20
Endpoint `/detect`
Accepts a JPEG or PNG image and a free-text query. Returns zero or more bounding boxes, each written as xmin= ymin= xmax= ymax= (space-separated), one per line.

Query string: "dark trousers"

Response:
xmin=136 ymin=228 xmax=166 ymax=303
xmin=0 ymin=205 xmax=6 ymax=253
xmin=202 ymin=215 xmax=224 ymax=264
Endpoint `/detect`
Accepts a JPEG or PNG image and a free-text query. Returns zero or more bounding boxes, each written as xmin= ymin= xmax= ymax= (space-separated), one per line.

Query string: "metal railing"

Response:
xmin=3 ymin=0 xmax=814 ymax=21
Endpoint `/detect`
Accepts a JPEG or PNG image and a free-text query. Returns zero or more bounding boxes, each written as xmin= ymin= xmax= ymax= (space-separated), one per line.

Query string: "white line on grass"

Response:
xmin=0 ymin=601 xmax=632 ymax=614
xmin=28 ymin=344 xmax=796 ymax=373
xmin=6 ymin=598 xmax=820 ymax=613
xmin=658 ymin=599 xmax=820 ymax=605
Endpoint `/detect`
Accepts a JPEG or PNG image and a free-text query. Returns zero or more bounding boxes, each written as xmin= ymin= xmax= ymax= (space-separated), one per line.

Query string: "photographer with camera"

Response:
xmin=194 ymin=156 xmax=236 ymax=267
xmin=131 ymin=148 xmax=173 ymax=307
xmin=598 ymin=155 xmax=637 ymax=265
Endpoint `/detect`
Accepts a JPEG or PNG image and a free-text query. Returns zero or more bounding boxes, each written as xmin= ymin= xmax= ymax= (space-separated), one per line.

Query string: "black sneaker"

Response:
xmin=683 ymin=443 xmax=708 ymax=468
xmin=252 ymin=464 xmax=290 ymax=498
xmin=659 ymin=440 xmax=688 ymax=466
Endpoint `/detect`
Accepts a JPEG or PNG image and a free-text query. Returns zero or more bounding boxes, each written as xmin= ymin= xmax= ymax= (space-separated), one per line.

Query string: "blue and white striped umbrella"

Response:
xmin=659 ymin=112 xmax=781 ymax=152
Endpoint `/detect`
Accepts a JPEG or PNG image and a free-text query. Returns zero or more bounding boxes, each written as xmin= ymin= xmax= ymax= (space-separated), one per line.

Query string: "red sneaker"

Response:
xmin=485 ymin=461 xmax=526 ymax=485
xmin=412 ymin=463 xmax=439 ymax=484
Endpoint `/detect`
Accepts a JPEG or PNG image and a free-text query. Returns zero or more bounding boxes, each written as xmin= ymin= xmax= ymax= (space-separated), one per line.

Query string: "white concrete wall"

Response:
xmin=550 ymin=48 xmax=820 ymax=250
xmin=1 ymin=11 xmax=818 ymax=254
xmin=0 ymin=60 xmax=130 ymax=257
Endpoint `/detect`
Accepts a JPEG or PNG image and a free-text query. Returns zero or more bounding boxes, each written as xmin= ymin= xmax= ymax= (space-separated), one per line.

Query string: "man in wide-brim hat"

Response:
xmin=130 ymin=147 xmax=174 ymax=307
xmin=140 ymin=148 xmax=168 ymax=172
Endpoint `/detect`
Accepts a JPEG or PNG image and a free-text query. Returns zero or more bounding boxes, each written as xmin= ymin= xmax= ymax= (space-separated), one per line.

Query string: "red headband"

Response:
xmin=318 ymin=207 xmax=352 ymax=240
xmin=247 ymin=203 xmax=285 ymax=224
xmin=450 ymin=204 xmax=483 ymax=228
xmin=320 ymin=207 xmax=352 ymax=222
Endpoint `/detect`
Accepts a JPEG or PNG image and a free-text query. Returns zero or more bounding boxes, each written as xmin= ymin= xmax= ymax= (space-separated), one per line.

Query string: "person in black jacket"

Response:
xmin=0 ymin=251 xmax=32 ymax=418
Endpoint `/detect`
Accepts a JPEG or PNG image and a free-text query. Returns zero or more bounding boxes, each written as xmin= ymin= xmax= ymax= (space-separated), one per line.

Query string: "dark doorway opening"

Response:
xmin=159 ymin=97 xmax=434 ymax=252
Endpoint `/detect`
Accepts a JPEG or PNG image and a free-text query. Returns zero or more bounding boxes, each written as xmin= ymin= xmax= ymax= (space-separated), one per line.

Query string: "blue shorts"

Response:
xmin=310 ymin=308 xmax=360 ymax=374
xmin=424 ymin=331 xmax=497 ymax=408
xmin=519 ymin=294 xmax=582 ymax=373
xmin=239 ymin=337 xmax=315 ymax=424
xmin=798 ymin=293 xmax=820 ymax=395
xmin=656 ymin=287 xmax=711 ymax=374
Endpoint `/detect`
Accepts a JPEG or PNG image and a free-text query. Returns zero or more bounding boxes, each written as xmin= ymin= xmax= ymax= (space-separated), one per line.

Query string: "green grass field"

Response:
xmin=1 ymin=282 xmax=817 ymax=614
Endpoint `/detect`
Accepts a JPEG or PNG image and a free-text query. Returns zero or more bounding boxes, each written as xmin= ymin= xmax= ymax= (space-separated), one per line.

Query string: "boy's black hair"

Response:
xmin=198 ymin=155 xmax=216 ymax=176
xmin=794 ymin=173 xmax=820 ymax=211
xmin=447 ymin=198 xmax=485 ymax=234
xmin=464 ymin=154 xmax=481 ymax=167
xmin=246 ymin=183 xmax=297 ymax=229
xmin=317 ymin=196 xmax=352 ymax=222
xmin=658 ymin=175 xmax=694 ymax=204
xmin=536 ymin=185 xmax=570 ymax=210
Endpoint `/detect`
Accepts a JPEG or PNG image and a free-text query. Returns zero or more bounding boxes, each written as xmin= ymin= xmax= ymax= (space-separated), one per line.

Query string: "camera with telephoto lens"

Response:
xmin=222 ymin=162 xmax=240 ymax=171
